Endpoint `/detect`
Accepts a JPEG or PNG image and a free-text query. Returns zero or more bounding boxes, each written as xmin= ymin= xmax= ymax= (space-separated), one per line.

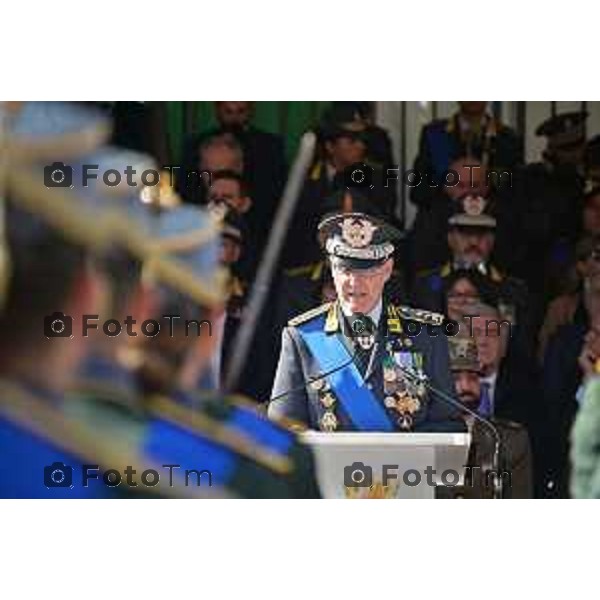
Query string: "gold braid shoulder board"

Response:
xmin=182 ymin=389 xmax=309 ymax=433
xmin=150 ymin=395 xmax=294 ymax=476
xmin=288 ymin=302 xmax=332 ymax=327
xmin=0 ymin=379 xmax=234 ymax=498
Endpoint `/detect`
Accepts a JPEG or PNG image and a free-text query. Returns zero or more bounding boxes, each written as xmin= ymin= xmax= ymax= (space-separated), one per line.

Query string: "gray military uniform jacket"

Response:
xmin=268 ymin=301 xmax=465 ymax=433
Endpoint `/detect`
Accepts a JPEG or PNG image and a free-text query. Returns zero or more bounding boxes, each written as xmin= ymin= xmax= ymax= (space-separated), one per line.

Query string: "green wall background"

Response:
xmin=166 ymin=101 xmax=332 ymax=162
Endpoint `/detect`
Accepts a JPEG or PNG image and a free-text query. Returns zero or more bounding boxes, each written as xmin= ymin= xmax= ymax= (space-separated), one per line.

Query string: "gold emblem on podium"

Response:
xmin=344 ymin=480 xmax=399 ymax=499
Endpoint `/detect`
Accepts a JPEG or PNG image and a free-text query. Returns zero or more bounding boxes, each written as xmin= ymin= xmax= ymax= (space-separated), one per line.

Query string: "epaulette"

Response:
xmin=288 ymin=302 xmax=332 ymax=327
xmin=268 ymin=412 xmax=309 ymax=433
xmin=195 ymin=391 xmax=267 ymax=417
xmin=150 ymin=395 xmax=294 ymax=476
xmin=395 ymin=304 xmax=445 ymax=326
xmin=224 ymin=395 xmax=308 ymax=434
xmin=415 ymin=266 xmax=437 ymax=279
xmin=415 ymin=264 xmax=450 ymax=280
xmin=181 ymin=390 xmax=306 ymax=439
xmin=284 ymin=263 xmax=319 ymax=278
xmin=309 ymin=161 xmax=323 ymax=181
xmin=440 ymin=263 xmax=452 ymax=278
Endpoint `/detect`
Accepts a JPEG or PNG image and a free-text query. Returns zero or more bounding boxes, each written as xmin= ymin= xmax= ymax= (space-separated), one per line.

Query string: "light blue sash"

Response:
xmin=297 ymin=317 xmax=394 ymax=431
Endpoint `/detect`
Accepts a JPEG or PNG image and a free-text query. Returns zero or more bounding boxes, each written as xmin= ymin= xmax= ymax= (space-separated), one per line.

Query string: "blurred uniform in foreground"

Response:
xmin=69 ymin=177 xmax=320 ymax=498
xmin=0 ymin=102 xmax=180 ymax=498
xmin=1 ymin=102 xmax=319 ymax=498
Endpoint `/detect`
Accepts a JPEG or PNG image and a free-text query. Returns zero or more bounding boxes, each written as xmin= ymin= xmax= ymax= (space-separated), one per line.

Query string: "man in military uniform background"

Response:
xmin=269 ymin=210 xmax=464 ymax=433
xmin=282 ymin=106 xmax=397 ymax=270
xmin=0 ymin=101 xmax=189 ymax=498
xmin=321 ymin=102 xmax=395 ymax=169
xmin=411 ymin=193 xmax=531 ymax=342
xmin=512 ymin=111 xmax=587 ymax=296
xmin=1 ymin=101 xmax=321 ymax=499
xmin=410 ymin=101 xmax=523 ymax=209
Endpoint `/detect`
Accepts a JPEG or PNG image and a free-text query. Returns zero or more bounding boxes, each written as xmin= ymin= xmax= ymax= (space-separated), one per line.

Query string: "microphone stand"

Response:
xmin=397 ymin=363 xmax=504 ymax=499
xmin=269 ymin=349 xmax=357 ymax=404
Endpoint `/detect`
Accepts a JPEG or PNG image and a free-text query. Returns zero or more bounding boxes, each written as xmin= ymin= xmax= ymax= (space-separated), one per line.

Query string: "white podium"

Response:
xmin=301 ymin=432 xmax=471 ymax=499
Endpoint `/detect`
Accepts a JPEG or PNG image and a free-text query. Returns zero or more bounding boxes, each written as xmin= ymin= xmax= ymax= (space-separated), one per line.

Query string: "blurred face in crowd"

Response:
xmin=459 ymin=102 xmax=488 ymax=118
xmin=208 ymin=177 xmax=251 ymax=214
xmin=583 ymin=193 xmax=600 ymax=236
xmin=215 ymin=102 xmax=253 ymax=129
xmin=446 ymin=277 xmax=480 ymax=320
xmin=445 ymin=159 xmax=490 ymax=201
xmin=448 ymin=226 xmax=495 ymax=265
xmin=453 ymin=370 xmax=481 ymax=410
xmin=325 ymin=133 xmax=367 ymax=171
xmin=199 ymin=141 xmax=243 ymax=175
xmin=220 ymin=236 xmax=241 ymax=266
xmin=331 ymin=258 xmax=393 ymax=314
xmin=469 ymin=313 xmax=508 ymax=375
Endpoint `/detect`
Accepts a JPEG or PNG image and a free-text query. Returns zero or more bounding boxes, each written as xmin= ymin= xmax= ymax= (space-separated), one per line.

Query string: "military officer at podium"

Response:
xmin=268 ymin=211 xmax=465 ymax=433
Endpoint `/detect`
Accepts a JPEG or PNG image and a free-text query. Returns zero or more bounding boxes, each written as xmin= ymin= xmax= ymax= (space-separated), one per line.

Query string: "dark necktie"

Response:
xmin=352 ymin=316 xmax=376 ymax=377
xmin=479 ymin=381 xmax=493 ymax=418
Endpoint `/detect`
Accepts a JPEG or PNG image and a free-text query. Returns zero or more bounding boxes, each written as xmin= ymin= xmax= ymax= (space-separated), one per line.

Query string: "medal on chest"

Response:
xmin=311 ymin=378 xmax=339 ymax=432
xmin=382 ymin=342 xmax=426 ymax=431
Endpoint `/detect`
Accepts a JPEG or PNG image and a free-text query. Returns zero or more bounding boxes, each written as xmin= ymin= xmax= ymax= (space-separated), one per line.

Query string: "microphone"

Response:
xmin=394 ymin=359 xmax=505 ymax=499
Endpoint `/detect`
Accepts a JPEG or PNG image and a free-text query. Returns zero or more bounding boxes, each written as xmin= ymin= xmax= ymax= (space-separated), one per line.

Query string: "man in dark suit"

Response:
xmin=410 ymin=101 xmax=523 ymax=209
xmin=269 ymin=211 xmax=464 ymax=433
xmin=512 ymin=111 xmax=587 ymax=295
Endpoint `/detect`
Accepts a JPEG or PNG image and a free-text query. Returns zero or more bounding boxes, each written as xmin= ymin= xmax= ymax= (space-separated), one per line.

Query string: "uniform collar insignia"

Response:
xmin=324 ymin=302 xmax=340 ymax=333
